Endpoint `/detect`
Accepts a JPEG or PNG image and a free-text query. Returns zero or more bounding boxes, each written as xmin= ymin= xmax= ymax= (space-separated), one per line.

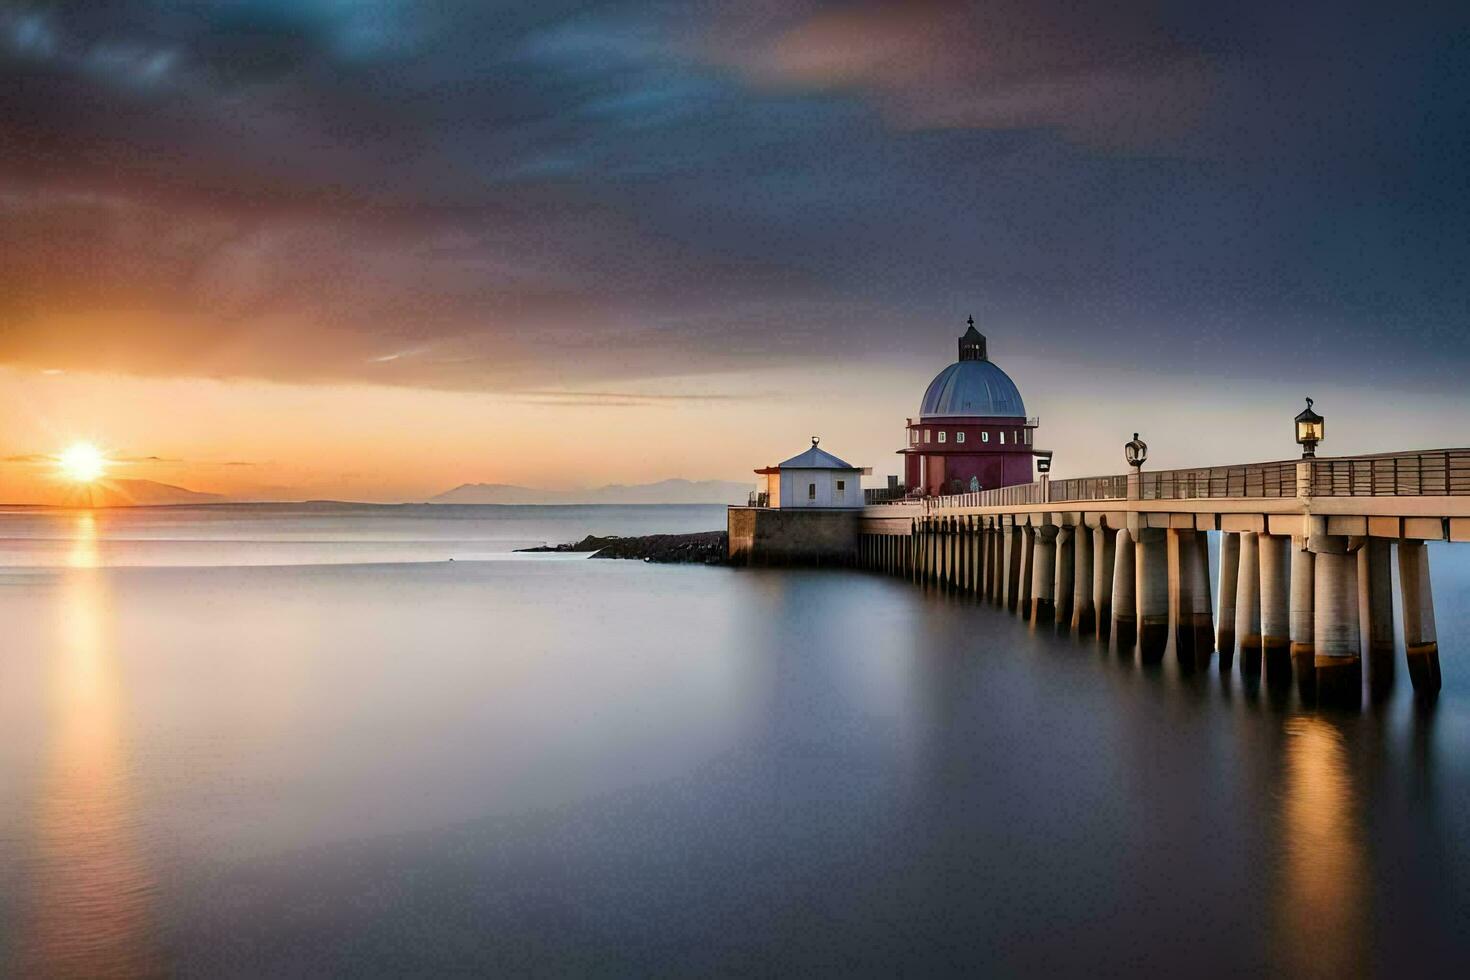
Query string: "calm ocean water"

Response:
xmin=0 ymin=504 xmax=1467 ymax=976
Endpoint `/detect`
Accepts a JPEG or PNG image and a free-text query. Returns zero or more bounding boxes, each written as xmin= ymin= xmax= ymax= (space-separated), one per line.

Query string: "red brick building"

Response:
xmin=899 ymin=319 xmax=1040 ymax=496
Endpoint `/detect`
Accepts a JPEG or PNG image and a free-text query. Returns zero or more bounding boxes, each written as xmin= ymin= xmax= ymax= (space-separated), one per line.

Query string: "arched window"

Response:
xmin=938 ymin=431 xmax=947 ymax=443
xmin=981 ymin=432 xmax=989 ymax=443
xmin=956 ymin=432 xmax=966 ymax=444
xmin=1000 ymin=432 xmax=1006 ymax=445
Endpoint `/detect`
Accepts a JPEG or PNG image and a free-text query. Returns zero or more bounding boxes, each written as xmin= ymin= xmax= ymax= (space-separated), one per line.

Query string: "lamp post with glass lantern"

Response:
xmin=1294 ymin=399 xmax=1324 ymax=459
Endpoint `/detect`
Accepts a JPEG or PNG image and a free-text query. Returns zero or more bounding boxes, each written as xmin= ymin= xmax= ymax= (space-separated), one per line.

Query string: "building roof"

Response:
xmin=777 ymin=442 xmax=857 ymax=469
xmin=920 ymin=358 xmax=1026 ymax=418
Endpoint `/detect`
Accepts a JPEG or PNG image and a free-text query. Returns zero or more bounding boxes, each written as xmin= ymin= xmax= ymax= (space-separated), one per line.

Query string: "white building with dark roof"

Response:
xmin=754 ymin=438 xmax=870 ymax=509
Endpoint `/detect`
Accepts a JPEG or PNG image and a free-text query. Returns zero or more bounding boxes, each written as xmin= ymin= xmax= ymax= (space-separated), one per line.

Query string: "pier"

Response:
xmin=855 ymin=449 xmax=1470 ymax=705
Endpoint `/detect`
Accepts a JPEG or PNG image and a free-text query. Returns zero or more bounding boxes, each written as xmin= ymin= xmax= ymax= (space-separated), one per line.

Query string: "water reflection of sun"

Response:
xmin=18 ymin=512 xmax=159 ymax=975
xmin=1275 ymin=716 xmax=1367 ymax=975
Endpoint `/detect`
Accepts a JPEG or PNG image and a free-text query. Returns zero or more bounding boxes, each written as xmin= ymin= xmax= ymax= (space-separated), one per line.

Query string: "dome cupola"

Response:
xmin=919 ymin=316 xmax=1026 ymax=418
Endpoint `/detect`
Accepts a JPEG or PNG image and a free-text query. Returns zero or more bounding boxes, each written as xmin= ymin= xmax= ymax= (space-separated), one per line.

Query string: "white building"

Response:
xmin=754 ymin=438 xmax=869 ymax=509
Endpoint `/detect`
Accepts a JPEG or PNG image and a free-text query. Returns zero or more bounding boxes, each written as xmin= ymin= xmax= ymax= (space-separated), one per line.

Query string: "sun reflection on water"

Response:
xmin=1275 ymin=715 xmax=1367 ymax=976
xmin=17 ymin=512 xmax=160 ymax=975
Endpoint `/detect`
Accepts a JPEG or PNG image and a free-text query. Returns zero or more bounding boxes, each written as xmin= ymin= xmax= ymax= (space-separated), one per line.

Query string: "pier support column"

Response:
xmin=1189 ymin=531 xmax=1215 ymax=662
xmin=1167 ymin=528 xmax=1196 ymax=667
xmin=1398 ymin=540 xmax=1441 ymax=697
xmin=1093 ymin=526 xmax=1115 ymax=642
xmin=1313 ymin=536 xmax=1362 ymax=707
xmin=1235 ymin=531 xmax=1263 ymax=675
xmin=1030 ymin=525 xmax=1057 ymax=624
xmin=1017 ymin=525 xmax=1036 ymax=618
xmin=981 ymin=520 xmax=993 ymax=599
xmin=1111 ymin=528 xmax=1136 ymax=651
xmin=1216 ymin=533 xmax=1240 ymax=666
xmin=1053 ymin=525 xmax=1075 ymax=628
xmin=1290 ymin=539 xmax=1315 ymax=698
xmin=1136 ymin=527 xmax=1168 ymax=663
xmin=1359 ymin=538 xmax=1395 ymax=702
xmin=1259 ymin=534 xmax=1292 ymax=684
xmin=1072 ymin=523 xmax=1095 ymax=636
xmin=1003 ymin=523 xmax=1023 ymax=611
xmin=990 ymin=523 xmax=1005 ymax=603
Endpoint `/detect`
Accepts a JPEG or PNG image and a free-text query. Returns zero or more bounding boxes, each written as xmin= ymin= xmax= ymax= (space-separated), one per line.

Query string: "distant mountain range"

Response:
xmin=427 ymin=478 xmax=750 ymax=505
xmin=79 ymin=479 xmax=228 ymax=507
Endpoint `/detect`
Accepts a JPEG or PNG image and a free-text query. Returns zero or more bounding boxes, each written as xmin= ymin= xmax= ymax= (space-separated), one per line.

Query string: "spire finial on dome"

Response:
xmin=958 ymin=315 xmax=986 ymax=362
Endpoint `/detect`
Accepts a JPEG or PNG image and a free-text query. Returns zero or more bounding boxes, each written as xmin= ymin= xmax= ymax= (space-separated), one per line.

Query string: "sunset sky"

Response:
xmin=2 ymin=1 xmax=1467 ymax=503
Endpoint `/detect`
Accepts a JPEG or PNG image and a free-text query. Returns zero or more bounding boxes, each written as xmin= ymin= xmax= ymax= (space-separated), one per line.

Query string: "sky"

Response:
xmin=1 ymin=0 xmax=1467 ymax=502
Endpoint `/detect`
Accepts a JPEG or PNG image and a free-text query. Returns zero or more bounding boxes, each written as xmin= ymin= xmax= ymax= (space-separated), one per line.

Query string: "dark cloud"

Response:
xmin=0 ymin=1 xmax=1466 ymax=393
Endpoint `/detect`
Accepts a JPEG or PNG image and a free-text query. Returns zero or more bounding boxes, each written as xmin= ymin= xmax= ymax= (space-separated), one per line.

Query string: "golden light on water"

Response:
xmin=1275 ymin=716 xmax=1367 ymax=974
xmin=58 ymin=443 xmax=108 ymax=484
xmin=17 ymin=512 xmax=160 ymax=975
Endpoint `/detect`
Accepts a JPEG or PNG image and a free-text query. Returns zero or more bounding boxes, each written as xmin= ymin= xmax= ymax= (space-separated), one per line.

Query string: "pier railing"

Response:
xmin=895 ymin=449 xmax=1470 ymax=512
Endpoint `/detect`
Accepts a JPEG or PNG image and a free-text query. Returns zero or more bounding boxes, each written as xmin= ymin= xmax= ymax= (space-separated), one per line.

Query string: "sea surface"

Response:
xmin=0 ymin=504 xmax=1466 ymax=977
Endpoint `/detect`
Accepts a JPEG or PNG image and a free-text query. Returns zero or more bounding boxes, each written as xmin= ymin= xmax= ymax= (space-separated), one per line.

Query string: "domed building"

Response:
xmin=899 ymin=318 xmax=1040 ymax=496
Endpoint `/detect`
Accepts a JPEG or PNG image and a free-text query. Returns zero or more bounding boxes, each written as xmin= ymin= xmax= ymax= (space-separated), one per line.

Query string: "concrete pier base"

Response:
xmin=1313 ymin=539 xmax=1362 ymax=707
xmin=1073 ymin=524 xmax=1095 ymax=636
xmin=1031 ymin=526 xmax=1057 ymax=625
xmin=1003 ymin=525 xmax=1022 ymax=611
xmin=1398 ymin=540 xmax=1442 ymax=697
xmin=1290 ymin=539 xmax=1315 ymax=700
xmin=1017 ymin=526 xmax=1036 ymax=618
xmin=1136 ymin=527 xmax=1168 ymax=663
xmin=991 ymin=523 xmax=1006 ymax=604
xmin=1053 ymin=525 xmax=1075 ymax=629
xmin=1167 ymin=528 xmax=1196 ymax=667
xmin=1111 ymin=528 xmax=1136 ymax=651
xmin=1235 ymin=531 xmax=1263 ymax=675
xmin=1094 ymin=526 xmax=1115 ymax=642
xmin=1216 ymin=532 xmax=1240 ymax=667
xmin=1259 ymin=534 xmax=1291 ymax=685
xmin=1359 ymin=538 xmax=1395 ymax=702
xmin=1189 ymin=531 xmax=1215 ymax=662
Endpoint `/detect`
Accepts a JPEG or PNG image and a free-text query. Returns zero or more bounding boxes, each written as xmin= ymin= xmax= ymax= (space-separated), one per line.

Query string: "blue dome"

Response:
xmin=920 ymin=359 xmax=1026 ymax=418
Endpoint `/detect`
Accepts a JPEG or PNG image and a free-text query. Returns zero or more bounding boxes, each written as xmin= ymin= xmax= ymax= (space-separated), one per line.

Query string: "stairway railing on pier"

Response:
xmin=891 ymin=449 xmax=1470 ymax=512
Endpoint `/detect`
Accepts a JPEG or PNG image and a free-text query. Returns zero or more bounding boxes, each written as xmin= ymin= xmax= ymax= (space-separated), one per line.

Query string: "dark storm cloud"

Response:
xmin=0 ymin=1 xmax=1466 ymax=392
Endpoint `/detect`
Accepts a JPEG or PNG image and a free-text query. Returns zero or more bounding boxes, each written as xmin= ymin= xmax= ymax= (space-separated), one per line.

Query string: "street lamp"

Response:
xmin=1124 ymin=433 xmax=1148 ymax=473
xmin=1035 ymin=450 xmax=1054 ymax=475
xmin=1294 ymin=398 xmax=1324 ymax=458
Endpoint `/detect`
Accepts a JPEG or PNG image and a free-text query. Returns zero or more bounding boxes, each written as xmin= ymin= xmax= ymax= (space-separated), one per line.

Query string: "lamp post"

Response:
xmin=1124 ymin=433 xmax=1148 ymax=473
xmin=1035 ymin=450 xmax=1054 ymax=475
xmin=1294 ymin=399 xmax=1324 ymax=459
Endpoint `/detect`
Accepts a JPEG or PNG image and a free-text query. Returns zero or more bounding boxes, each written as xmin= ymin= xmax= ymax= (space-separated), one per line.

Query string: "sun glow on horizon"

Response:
xmin=58 ymin=443 xmax=108 ymax=484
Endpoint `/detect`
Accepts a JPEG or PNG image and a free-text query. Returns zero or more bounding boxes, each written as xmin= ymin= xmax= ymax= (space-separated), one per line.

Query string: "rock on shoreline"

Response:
xmin=515 ymin=531 xmax=728 ymax=565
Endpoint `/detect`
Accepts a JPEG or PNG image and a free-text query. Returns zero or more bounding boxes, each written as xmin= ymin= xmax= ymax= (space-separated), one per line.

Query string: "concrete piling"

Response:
xmin=1167 ymin=528 xmax=1195 ymax=666
xmin=1093 ymin=526 xmax=1115 ymax=642
xmin=1111 ymin=527 xmax=1137 ymax=651
xmin=1031 ymin=525 xmax=1057 ymax=624
xmin=1002 ymin=524 xmax=1021 ymax=610
xmin=1188 ymin=531 xmax=1215 ymax=662
xmin=1017 ymin=526 xmax=1036 ymax=618
xmin=1359 ymin=538 xmax=1395 ymax=702
xmin=1136 ymin=527 xmax=1169 ymax=663
xmin=1290 ymin=539 xmax=1315 ymax=698
xmin=1073 ymin=523 xmax=1095 ymax=636
xmin=1216 ymin=532 xmax=1240 ymax=665
xmin=1235 ymin=531 xmax=1263 ymax=675
xmin=1398 ymin=540 xmax=1442 ymax=697
xmin=1053 ymin=525 xmax=1075 ymax=628
xmin=1313 ymin=538 xmax=1362 ymax=707
xmin=1259 ymin=533 xmax=1291 ymax=683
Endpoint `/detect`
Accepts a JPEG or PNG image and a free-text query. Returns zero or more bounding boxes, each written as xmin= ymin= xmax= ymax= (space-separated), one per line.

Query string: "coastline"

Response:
xmin=516 ymin=531 xmax=727 ymax=564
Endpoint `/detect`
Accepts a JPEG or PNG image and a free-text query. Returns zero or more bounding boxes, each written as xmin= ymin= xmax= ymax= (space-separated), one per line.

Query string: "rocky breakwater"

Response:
xmin=516 ymin=531 xmax=728 ymax=565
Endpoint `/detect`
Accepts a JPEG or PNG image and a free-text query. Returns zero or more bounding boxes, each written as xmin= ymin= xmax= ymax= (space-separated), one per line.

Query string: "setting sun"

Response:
xmin=58 ymin=443 xmax=107 ymax=484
